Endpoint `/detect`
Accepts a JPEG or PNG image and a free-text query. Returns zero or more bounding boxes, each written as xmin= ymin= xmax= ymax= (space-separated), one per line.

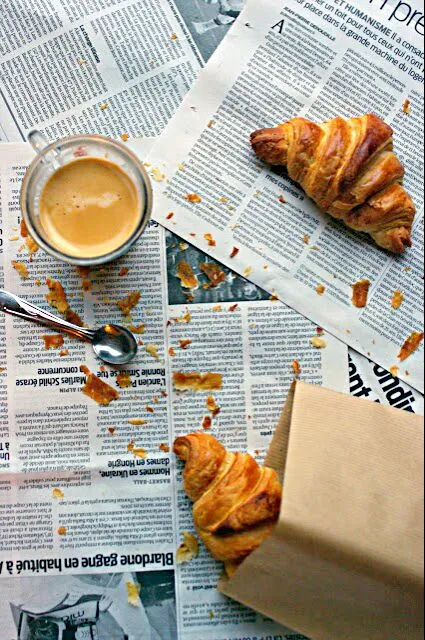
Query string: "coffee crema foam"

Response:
xmin=39 ymin=157 xmax=140 ymax=258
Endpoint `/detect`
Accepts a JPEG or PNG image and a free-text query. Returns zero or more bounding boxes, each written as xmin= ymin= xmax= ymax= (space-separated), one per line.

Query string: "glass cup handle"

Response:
xmin=27 ymin=129 xmax=61 ymax=169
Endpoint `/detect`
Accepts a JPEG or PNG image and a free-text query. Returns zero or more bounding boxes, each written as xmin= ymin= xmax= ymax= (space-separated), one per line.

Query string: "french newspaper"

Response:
xmin=0 ymin=1 xmax=423 ymax=639
xmin=0 ymin=142 xmax=351 ymax=639
xmin=147 ymin=0 xmax=425 ymax=393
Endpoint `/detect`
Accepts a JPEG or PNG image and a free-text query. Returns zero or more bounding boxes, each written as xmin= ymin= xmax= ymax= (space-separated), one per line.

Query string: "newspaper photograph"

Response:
xmin=0 ymin=142 xmax=349 ymax=638
xmin=147 ymin=0 xmax=425 ymax=393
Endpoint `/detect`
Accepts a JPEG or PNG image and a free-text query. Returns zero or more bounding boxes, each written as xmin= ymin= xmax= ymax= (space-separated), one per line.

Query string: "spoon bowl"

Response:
xmin=93 ymin=325 xmax=138 ymax=365
xmin=0 ymin=289 xmax=138 ymax=366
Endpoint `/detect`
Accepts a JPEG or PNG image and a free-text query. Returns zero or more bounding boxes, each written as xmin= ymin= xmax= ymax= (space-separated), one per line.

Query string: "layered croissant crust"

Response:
xmin=251 ymin=114 xmax=416 ymax=253
xmin=174 ymin=433 xmax=282 ymax=572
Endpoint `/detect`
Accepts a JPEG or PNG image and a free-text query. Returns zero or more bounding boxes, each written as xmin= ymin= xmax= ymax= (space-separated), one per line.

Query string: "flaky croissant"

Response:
xmin=174 ymin=432 xmax=282 ymax=575
xmin=251 ymin=114 xmax=416 ymax=253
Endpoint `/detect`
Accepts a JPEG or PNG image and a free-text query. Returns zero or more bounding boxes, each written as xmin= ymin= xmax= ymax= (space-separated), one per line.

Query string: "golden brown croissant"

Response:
xmin=251 ymin=114 xmax=416 ymax=253
xmin=173 ymin=432 xmax=282 ymax=575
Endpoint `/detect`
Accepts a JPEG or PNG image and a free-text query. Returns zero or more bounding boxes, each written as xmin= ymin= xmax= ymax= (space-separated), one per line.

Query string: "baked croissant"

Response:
xmin=174 ymin=432 xmax=282 ymax=575
xmin=251 ymin=114 xmax=416 ymax=253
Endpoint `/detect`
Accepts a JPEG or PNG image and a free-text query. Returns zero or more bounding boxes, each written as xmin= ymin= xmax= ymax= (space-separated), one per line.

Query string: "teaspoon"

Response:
xmin=0 ymin=289 xmax=138 ymax=366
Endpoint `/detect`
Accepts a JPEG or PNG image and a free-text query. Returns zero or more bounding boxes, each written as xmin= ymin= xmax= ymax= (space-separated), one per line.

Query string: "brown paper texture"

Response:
xmin=219 ymin=381 xmax=424 ymax=639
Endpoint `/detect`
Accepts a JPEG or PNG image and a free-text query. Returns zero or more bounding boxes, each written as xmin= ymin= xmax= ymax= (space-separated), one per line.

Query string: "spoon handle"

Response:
xmin=0 ymin=289 xmax=94 ymax=342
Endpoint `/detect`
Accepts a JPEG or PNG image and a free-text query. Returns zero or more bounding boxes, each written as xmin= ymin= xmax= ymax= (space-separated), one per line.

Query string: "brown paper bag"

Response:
xmin=219 ymin=381 xmax=424 ymax=639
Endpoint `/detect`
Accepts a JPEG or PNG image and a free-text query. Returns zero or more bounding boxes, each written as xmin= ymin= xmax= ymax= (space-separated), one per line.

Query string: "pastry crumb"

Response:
xmin=292 ymin=360 xmax=301 ymax=376
xmin=57 ymin=526 xmax=67 ymax=536
xmin=150 ymin=167 xmax=167 ymax=182
xmin=403 ymin=99 xmax=411 ymax=114
xmin=121 ymin=133 xmax=130 ymax=142
xmin=207 ymin=120 xmax=216 ymax=128
xmin=43 ymin=335 xmax=64 ymax=350
xmin=230 ymin=247 xmax=239 ymax=258
xmin=46 ymin=278 xmax=68 ymax=314
xmin=203 ymin=233 xmax=216 ymax=247
xmin=159 ymin=443 xmax=170 ymax=453
xmin=391 ymin=289 xmax=405 ymax=309
xmin=184 ymin=193 xmax=202 ymax=203
xmin=352 ymin=279 xmax=371 ymax=308
xmin=166 ymin=212 xmax=174 ymax=220
xmin=173 ymin=372 xmax=223 ymax=392
xmin=116 ymin=291 xmax=141 ymax=316
xmin=176 ymin=532 xmax=199 ymax=565
xmin=59 ymin=349 xmax=70 ymax=357
xmin=108 ymin=427 xmax=116 ymax=435
xmin=200 ymin=262 xmax=225 ymax=287
xmin=119 ymin=268 xmax=130 ymax=277
xmin=202 ymin=415 xmax=212 ymax=430
xmin=52 ymin=488 xmax=64 ymax=499
xmin=128 ymin=419 xmax=147 ymax=426
xmin=243 ymin=266 xmax=253 ymax=278
xmin=173 ymin=311 xmax=192 ymax=324
xmin=146 ymin=344 xmax=160 ymax=360
xmin=117 ymin=372 xmax=132 ymax=388
xmin=12 ymin=261 xmax=29 ymax=280
xmin=269 ymin=293 xmax=280 ymax=301
xmin=390 ymin=366 xmax=399 ymax=377
xmin=129 ymin=324 xmax=145 ymax=334
xmin=81 ymin=366 xmax=120 ymax=406
xmin=310 ymin=337 xmax=327 ymax=349
xmin=303 ymin=234 xmax=310 ymax=245
xmin=316 ymin=284 xmax=326 ymax=295
xmin=177 ymin=261 xmax=199 ymax=289
xmin=179 ymin=339 xmax=192 ymax=350
xmin=398 ymin=332 xmax=424 ymax=361
xmin=145 ymin=406 xmax=155 ymax=414
xmin=229 ymin=304 xmax=239 ymax=312
xmin=168 ymin=347 xmax=176 ymax=357
xmin=279 ymin=195 xmax=286 ymax=204
xmin=212 ymin=305 xmax=222 ymax=312
xmin=206 ymin=395 xmax=221 ymax=417
xmin=127 ymin=582 xmax=141 ymax=607
xmin=99 ymin=102 xmax=108 ymax=110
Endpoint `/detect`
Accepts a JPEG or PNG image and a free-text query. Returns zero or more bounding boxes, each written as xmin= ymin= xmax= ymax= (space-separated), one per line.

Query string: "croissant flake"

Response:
xmin=81 ymin=367 xmax=120 ymax=406
xmin=352 ymin=279 xmax=371 ymax=308
xmin=391 ymin=289 xmax=405 ymax=309
xmin=127 ymin=582 xmax=141 ymax=607
xmin=176 ymin=532 xmax=199 ymax=564
xmin=398 ymin=331 xmax=424 ymax=361
xmin=173 ymin=372 xmax=223 ymax=392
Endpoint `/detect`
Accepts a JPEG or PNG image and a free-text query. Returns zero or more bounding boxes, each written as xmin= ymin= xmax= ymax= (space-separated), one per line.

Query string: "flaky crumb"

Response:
xmin=166 ymin=212 xmax=174 ymax=220
xmin=200 ymin=262 xmax=225 ymax=287
xmin=185 ymin=193 xmax=202 ymax=203
xmin=177 ymin=261 xmax=199 ymax=289
xmin=117 ymin=372 xmax=132 ymax=388
xmin=46 ymin=278 xmax=68 ymax=314
xmin=100 ymin=102 xmax=108 ymax=110
xmin=159 ymin=443 xmax=170 ymax=453
xmin=173 ymin=372 xmax=223 ymax=392
xmin=117 ymin=291 xmax=141 ymax=316
xmin=145 ymin=406 xmax=155 ymax=414
xmin=269 ymin=293 xmax=280 ymax=301
xmin=146 ymin=344 xmax=160 ymax=360
xmin=82 ymin=278 xmax=92 ymax=291
xmin=398 ymin=332 xmax=424 ymax=361
xmin=150 ymin=167 xmax=167 ymax=182
xmin=229 ymin=304 xmax=239 ymax=312
xmin=316 ymin=284 xmax=326 ymax=295
xmin=127 ymin=582 xmax=141 ymax=607
xmin=119 ymin=268 xmax=130 ymax=277
xmin=128 ymin=419 xmax=147 ymax=426
xmin=310 ymin=337 xmax=327 ymax=349
xmin=81 ymin=366 xmax=120 ymax=406
xmin=176 ymin=532 xmax=199 ymax=564
xmin=108 ymin=427 xmax=116 ymax=435
xmin=279 ymin=195 xmax=286 ymax=204
xmin=207 ymin=120 xmax=216 ymax=128
xmin=20 ymin=220 xmax=29 ymax=237
xmin=168 ymin=347 xmax=176 ymax=357
xmin=292 ymin=360 xmax=301 ymax=376
xmin=243 ymin=266 xmax=253 ymax=278
xmin=42 ymin=335 xmax=64 ymax=350
xmin=391 ymin=290 xmax=405 ymax=309
xmin=77 ymin=266 xmax=90 ymax=278
xmin=171 ymin=33 xmax=178 ymax=40
xmin=403 ymin=99 xmax=411 ymax=114
xmin=352 ymin=279 xmax=371 ymax=308
xmin=121 ymin=133 xmax=130 ymax=142
xmin=59 ymin=349 xmax=70 ymax=357
xmin=133 ymin=447 xmax=147 ymax=459
xmin=173 ymin=311 xmax=192 ymax=324
xmin=57 ymin=527 xmax=67 ymax=536
xmin=390 ymin=366 xmax=399 ymax=377
xmin=179 ymin=339 xmax=192 ymax=350
xmin=26 ymin=236 xmax=39 ymax=256
xmin=212 ymin=305 xmax=222 ymax=312
xmin=206 ymin=396 xmax=221 ymax=416
xmin=129 ymin=324 xmax=145 ymax=334
xmin=52 ymin=488 xmax=64 ymax=499
xmin=12 ymin=261 xmax=29 ymax=280
xmin=203 ymin=233 xmax=216 ymax=247
xmin=230 ymin=247 xmax=239 ymax=258
xmin=202 ymin=415 xmax=212 ymax=430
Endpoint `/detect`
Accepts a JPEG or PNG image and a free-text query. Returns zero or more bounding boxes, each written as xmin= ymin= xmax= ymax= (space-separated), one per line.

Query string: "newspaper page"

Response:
xmin=0 ymin=0 xmax=227 ymax=142
xmin=147 ymin=0 xmax=425 ymax=394
xmin=0 ymin=143 xmax=348 ymax=638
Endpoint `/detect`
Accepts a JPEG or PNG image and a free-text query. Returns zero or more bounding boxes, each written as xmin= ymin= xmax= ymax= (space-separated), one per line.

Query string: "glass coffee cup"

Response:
xmin=20 ymin=131 xmax=153 ymax=266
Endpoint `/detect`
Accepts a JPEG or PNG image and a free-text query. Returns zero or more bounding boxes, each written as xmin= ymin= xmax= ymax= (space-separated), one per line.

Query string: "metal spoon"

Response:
xmin=0 ymin=289 xmax=138 ymax=365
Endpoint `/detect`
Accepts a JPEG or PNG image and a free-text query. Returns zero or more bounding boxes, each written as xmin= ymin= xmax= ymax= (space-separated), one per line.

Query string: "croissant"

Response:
xmin=251 ymin=114 xmax=416 ymax=253
xmin=173 ymin=432 xmax=282 ymax=576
